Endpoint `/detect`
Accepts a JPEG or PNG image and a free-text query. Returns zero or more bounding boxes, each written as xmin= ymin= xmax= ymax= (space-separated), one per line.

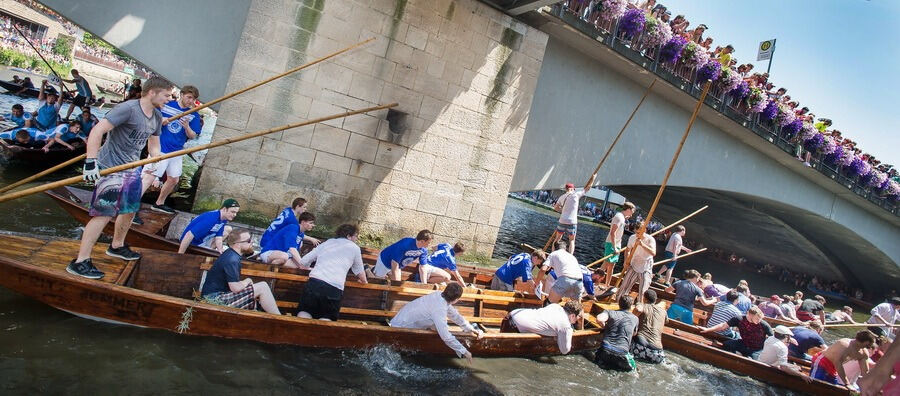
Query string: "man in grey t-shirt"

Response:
xmin=67 ymin=76 xmax=173 ymax=280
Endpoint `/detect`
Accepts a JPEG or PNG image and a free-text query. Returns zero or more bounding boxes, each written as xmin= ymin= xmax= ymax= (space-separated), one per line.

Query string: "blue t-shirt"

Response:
xmin=719 ymin=292 xmax=752 ymax=315
xmin=789 ymin=326 xmax=826 ymax=357
xmin=78 ymin=114 xmax=98 ymax=136
xmin=260 ymin=223 xmax=304 ymax=254
xmin=3 ymin=112 xmax=30 ymax=128
xmin=34 ymin=100 xmax=61 ymax=130
xmin=494 ymin=253 xmax=533 ymax=285
xmin=200 ymin=248 xmax=242 ymax=296
xmin=0 ymin=127 xmax=55 ymax=142
xmin=51 ymin=124 xmax=85 ymax=142
xmin=181 ymin=210 xmax=228 ymax=246
xmin=159 ymin=100 xmax=202 ymax=153
xmin=260 ymin=207 xmax=296 ymax=247
xmin=548 ymin=265 xmax=595 ymax=295
xmin=378 ymin=237 xmax=427 ymax=269
xmin=672 ymin=279 xmax=703 ymax=308
xmin=427 ymin=243 xmax=458 ymax=271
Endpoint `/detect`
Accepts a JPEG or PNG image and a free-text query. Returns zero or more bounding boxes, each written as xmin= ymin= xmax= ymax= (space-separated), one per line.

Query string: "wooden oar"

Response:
xmin=0 ymin=38 xmax=375 ymax=195
xmin=611 ymin=81 xmax=712 ymax=291
xmin=540 ymin=79 xmax=657 ymax=252
xmin=0 ymin=103 xmax=398 ymax=203
xmin=612 ymin=248 xmax=708 ymax=277
xmin=586 ymin=205 xmax=707 ymax=268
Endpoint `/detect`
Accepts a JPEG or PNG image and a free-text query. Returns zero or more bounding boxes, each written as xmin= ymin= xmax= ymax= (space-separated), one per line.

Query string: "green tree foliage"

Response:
xmin=52 ymin=34 xmax=75 ymax=59
xmin=81 ymin=32 xmax=128 ymax=58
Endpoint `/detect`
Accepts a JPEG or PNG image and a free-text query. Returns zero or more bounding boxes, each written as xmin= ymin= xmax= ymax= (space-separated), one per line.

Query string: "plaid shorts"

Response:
xmin=206 ymin=284 xmax=256 ymax=310
xmin=88 ymin=167 xmax=143 ymax=217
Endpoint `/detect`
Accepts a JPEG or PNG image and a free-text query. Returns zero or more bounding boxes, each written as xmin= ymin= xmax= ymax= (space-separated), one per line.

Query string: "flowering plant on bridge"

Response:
xmin=729 ymin=80 xmax=749 ymax=100
xmin=618 ymin=8 xmax=645 ymax=38
xmin=867 ymin=170 xmax=887 ymax=189
xmin=820 ymin=135 xmax=837 ymax=156
xmin=782 ymin=119 xmax=803 ymax=140
xmin=799 ymin=123 xmax=817 ymax=142
xmin=643 ymin=16 xmax=672 ymax=47
xmin=761 ymin=101 xmax=778 ymax=121
xmin=840 ymin=151 xmax=855 ymax=167
xmin=659 ymin=36 xmax=688 ymax=64
xmin=601 ymin=0 xmax=627 ymax=20
xmin=697 ymin=59 xmax=721 ymax=82
xmin=824 ymin=144 xmax=844 ymax=165
xmin=848 ymin=157 xmax=871 ymax=178
xmin=718 ymin=68 xmax=742 ymax=92
xmin=748 ymin=87 xmax=767 ymax=112
xmin=803 ymin=132 xmax=824 ymax=153
xmin=885 ymin=180 xmax=900 ymax=200
xmin=682 ymin=42 xmax=707 ymax=68
xmin=776 ymin=104 xmax=796 ymax=127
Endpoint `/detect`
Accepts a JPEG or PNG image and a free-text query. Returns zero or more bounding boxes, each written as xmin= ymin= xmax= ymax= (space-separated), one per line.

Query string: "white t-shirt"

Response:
xmin=389 ymin=291 xmax=476 ymax=357
xmin=758 ymin=336 xmax=789 ymax=367
xmin=627 ymin=233 xmax=656 ymax=273
xmin=866 ymin=302 xmax=899 ymax=332
xmin=300 ymin=238 xmax=364 ymax=291
xmin=556 ymin=190 xmax=584 ymax=225
xmin=666 ymin=233 xmax=683 ymax=254
xmin=544 ymin=250 xmax=582 ymax=279
xmin=606 ymin=212 xmax=626 ymax=245
xmin=510 ymin=304 xmax=574 ymax=354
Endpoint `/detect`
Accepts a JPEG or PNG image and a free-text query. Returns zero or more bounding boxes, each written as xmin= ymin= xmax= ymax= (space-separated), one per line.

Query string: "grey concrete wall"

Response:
xmin=42 ymin=0 xmax=251 ymax=102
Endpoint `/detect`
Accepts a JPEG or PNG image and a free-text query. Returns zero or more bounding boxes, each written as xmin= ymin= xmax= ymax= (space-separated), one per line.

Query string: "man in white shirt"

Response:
xmin=614 ymin=222 xmax=656 ymax=303
xmin=866 ymin=297 xmax=900 ymax=339
xmin=506 ymin=300 xmax=584 ymax=354
xmin=601 ymin=202 xmax=635 ymax=286
xmin=534 ymin=241 xmax=584 ymax=303
xmin=551 ymin=175 xmax=595 ymax=254
xmin=296 ymin=224 xmax=367 ymax=321
xmin=654 ymin=225 xmax=692 ymax=286
xmin=389 ymin=283 xmax=484 ymax=362
xmin=759 ymin=325 xmax=813 ymax=383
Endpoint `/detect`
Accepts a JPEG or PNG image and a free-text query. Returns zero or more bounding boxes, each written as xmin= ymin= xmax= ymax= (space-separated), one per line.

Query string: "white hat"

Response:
xmin=774 ymin=325 xmax=793 ymax=337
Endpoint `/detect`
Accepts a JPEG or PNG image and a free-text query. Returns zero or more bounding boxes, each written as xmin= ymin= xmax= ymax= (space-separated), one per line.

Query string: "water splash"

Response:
xmin=351 ymin=345 xmax=467 ymax=385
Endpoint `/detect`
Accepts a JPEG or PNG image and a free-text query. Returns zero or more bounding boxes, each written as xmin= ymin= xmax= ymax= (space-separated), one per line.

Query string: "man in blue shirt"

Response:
xmin=200 ymin=228 xmax=281 ymax=314
xmin=259 ymin=212 xmax=316 ymax=268
xmin=140 ymin=85 xmax=203 ymax=215
xmin=178 ymin=199 xmax=240 ymax=254
xmin=0 ymin=104 xmax=31 ymax=128
xmin=371 ymin=230 xmax=432 ymax=281
xmin=720 ymin=285 xmax=753 ymax=315
xmin=789 ymin=321 xmax=826 ymax=360
xmin=31 ymin=80 xmax=63 ymax=130
xmin=490 ymin=250 xmax=547 ymax=292
xmin=77 ymin=106 xmax=99 ymax=137
xmin=40 ymin=120 xmax=85 ymax=152
xmin=260 ymin=197 xmax=320 ymax=249
xmin=419 ymin=242 xmax=466 ymax=284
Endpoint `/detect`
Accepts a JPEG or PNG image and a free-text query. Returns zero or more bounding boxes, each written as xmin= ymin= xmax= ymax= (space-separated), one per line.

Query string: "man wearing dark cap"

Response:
xmin=178 ymin=199 xmax=240 ymax=253
xmin=551 ymin=174 xmax=596 ymax=254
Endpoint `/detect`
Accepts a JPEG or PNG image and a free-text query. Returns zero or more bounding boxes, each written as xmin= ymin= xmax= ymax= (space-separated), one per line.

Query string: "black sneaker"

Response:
xmin=106 ymin=244 xmax=141 ymax=261
xmin=132 ymin=214 xmax=144 ymax=225
xmin=151 ymin=203 xmax=175 ymax=214
xmin=66 ymin=258 xmax=104 ymax=279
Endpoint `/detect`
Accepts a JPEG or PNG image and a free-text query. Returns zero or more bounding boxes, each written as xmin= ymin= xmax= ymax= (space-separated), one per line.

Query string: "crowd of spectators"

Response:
xmin=0 ymin=16 xmax=70 ymax=64
xmin=561 ymin=0 xmax=900 ymax=203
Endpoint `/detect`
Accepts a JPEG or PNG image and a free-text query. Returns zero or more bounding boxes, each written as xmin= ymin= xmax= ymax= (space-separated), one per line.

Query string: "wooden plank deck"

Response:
xmin=2 ymin=234 xmax=131 ymax=285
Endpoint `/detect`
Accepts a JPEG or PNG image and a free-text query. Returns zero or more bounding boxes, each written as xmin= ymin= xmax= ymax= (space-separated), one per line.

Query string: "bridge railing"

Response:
xmin=548 ymin=3 xmax=898 ymax=216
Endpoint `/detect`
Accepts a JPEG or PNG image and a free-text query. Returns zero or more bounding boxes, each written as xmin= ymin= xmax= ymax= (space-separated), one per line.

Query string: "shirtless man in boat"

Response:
xmin=67 ymin=77 xmax=173 ymax=279
xmin=809 ymin=330 xmax=877 ymax=388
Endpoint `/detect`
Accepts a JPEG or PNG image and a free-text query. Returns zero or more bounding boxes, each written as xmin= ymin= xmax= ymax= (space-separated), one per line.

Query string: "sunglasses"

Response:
xmin=234 ymin=238 xmax=252 ymax=245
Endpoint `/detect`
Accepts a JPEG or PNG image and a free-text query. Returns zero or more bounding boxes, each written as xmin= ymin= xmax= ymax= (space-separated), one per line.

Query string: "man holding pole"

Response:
xmin=600 ymin=202 xmax=635 ymax=286
xmin=551 ymin=174 xmax=596 ymax=254
xmin=61 ymin=69 xmax=92 ymax=121
xmin=614 ymin=221 xmax=656 ymax=303
xmin=66 ymin=77 xmax=174 ymax=279
xmin=654 ymin=225 xmax=692 ymax=286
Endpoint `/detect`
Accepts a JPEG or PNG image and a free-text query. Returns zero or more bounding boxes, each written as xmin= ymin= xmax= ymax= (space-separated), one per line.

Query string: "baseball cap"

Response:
xmin=770 ymin=294 xmax=782 ymax=302
xmin=890 ymin=297 xmax=900 ymax=305
xmin=773 ymin=325 xmax=793 ymax=337
xmin=221 ymin=198 xmax=240 ymax=208
xmin=565 ymin=183 xmax=575 ymax=189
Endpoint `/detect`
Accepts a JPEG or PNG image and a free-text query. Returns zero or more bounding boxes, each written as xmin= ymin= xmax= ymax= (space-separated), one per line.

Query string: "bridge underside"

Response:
xmin=611 ymin=186 xmax=899 ymax=292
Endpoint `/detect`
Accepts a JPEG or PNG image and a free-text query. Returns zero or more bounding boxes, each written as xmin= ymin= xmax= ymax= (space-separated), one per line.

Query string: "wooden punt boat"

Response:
xmin=0 ymin=138 xmax=86 ymax=165
xmin=0 ymin=233 xmax=604 ymax=357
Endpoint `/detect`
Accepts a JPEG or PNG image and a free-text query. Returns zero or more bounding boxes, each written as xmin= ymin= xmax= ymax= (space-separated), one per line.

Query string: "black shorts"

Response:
xmin=595 ymin=348 xmax=635 ymax=372
xmin=868 ymin=326 xmax=886 ymax=337
xmin=297 ymin=277 xmax=343 ymax=320
xmin=72 ymin=95 xmax=87 ymax=107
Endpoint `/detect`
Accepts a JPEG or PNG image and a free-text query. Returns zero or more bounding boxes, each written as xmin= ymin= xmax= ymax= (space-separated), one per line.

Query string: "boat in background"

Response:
xmin=807 ymin=284 xmax=849 ymax=302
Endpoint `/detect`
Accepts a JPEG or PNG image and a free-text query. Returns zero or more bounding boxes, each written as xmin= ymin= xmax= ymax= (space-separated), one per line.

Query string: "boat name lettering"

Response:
xmin=79 ymin=290 xmax=155 ymax=318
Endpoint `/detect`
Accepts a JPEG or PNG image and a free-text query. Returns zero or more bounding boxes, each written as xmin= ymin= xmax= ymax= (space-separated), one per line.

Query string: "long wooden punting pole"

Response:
xmin=611 ymin=81 xmax=712 ymax=290
xmin=0 ymin=103 xmax=398 ymax=203
xmin=823 ymin=323 xmax=900 ymax=328
xmin=612 ymin=248 xmax=708 ymax=277
xmin=541 ymin=79 xmax=657 ymax=252
xmin=0 ymin=37 xmax=375 ymax=195
xmin=586 ymin=205 xmax=707 ymax=268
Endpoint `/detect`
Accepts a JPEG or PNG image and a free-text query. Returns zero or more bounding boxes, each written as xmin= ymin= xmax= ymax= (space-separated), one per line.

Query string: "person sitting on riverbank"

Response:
xmin=419 ymin=242 xmax=466 ymax=285
xmin=199 ymin=228 xmax=280 ymax=315
xmin=865 ymin=297 xmax=900 ymax=338
xmin=654 ymin=225 xmax=691 ymax=286
xmin=0 ymin=103 xmax=31 ymax=128
xmin=535 ymin=241 xmax=584 ymax=303
xmin=707 ymin=290 xmax=744 ymax=340
xmin=259 ymin=212 xmax=316 ymax=268
xmin=827 ymin=306 xmax=858 ymax=324
xmin=296 ymin=224 xmax=367 ymax=321
xmin=490 ymin=250 xmax=546 ymax=292
xmin=259 ymin=197 xmax=321 ymax=250
xmin=703 ymin=306 xmax=773 ymax=359
xmin=370 ymin=230 xmax=432 ymax=281
xmin=810 ymin=330 xmax=877 ymax=386
xmin=665 ymin=269 xmax=717 ymax=324
xmin=389 ymin=282 xmax=484 ymax=363
xmin=504 ymin=299 xmax=583 ymax=354
xmin=600 ymin=202 xmax=635 ymax=286
xmin=789 ymin=321 xmax=826 ymax=360
xmin=615 ymin=222 xmax=656 ymax=303
xmin=797 ymin=295 xmax=827 ymax=323
xmin=758 ymin=295 xmax=793 ymax=321
xmin=30 ymin=80 xmax=62 ymax=130
xmin=595 ymin=295 xmax=639 ymax=372
xmin=178 ymin=199 xmax=240 ymax=254
xmin=759 ymin=325 xmax=813 ymax=383
xmin=631 ymin=290 xmax=667 ymax=363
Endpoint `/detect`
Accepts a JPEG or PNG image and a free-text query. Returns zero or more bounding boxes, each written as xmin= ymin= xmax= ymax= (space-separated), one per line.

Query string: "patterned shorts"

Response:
xmin=88 ymin=167 xmax=143 ymax=217
xmin=205 ymin=284 xmax=256 ymax=310
xmin=555 ymin=222 xmax=577 ymax=236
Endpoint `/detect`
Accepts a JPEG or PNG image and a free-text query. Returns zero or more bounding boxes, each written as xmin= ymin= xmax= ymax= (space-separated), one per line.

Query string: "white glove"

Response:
xmin=83 ymin=158 xmax=100 ymax=182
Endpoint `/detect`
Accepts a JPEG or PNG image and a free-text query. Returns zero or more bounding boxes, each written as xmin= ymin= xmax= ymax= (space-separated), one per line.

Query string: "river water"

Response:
xmin=0 ymin=85 xmax=829 ymax=394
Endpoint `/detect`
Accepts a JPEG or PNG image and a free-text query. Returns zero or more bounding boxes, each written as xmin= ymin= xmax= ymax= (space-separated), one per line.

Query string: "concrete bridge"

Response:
xmin=43 ymin=0 xmax=900 ymax=290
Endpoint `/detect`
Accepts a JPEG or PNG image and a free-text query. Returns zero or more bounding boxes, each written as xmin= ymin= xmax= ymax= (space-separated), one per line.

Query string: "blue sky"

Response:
xmin=666 ymin=0 xmax=900 ymax=166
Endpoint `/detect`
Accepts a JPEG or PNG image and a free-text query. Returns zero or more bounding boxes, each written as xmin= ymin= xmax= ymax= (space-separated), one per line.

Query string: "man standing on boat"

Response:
xmin=654 ymin=225 xmax=692 ymax=286
xmin=259 ymin=212 xmax=316 ymax=268
xmin=550 ymin=176 xmax=595 ymax=254
xmin=296 ymin=224 xmax=367 ymax=321
xmin=504 ymin=300 xmax=583 ymax=354
xmin=61 ymin=69 xmax=92 ymax=121
xmin=865 ymin=297 xmax=900 ymax=339
xmin=534 ymin=241 xmax=585 ymax=303
xmin=600 ymin=202 xmax=635 ymax=286
xmin=489 ymin=250 xmax=547 ymax=292
xmin=614 ymin=221 xmax=656 ymax=303
xmin=178 ymin=199 xmax=241 ymax=254
xmin=370 ymin=230 xmax=432 ymax=281
xmin=67 ymin=77 xmax=173 ymax=279
xmin=138 ymin=85 xmax=203 ymax=216
xmin=389 ymin=282 xmax=484 ymax=363
xmin=259 ymin=197 xmax=320 ymax=250
xmin=200 ymin=228 xmax=281 ymax=314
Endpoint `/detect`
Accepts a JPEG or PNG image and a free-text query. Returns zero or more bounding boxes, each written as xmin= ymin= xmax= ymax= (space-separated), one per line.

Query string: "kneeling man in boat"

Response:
xmin=178 ymin=199 xmax=240 ymax=254
xmin=200 ymin=228 xmax=281 ymax=315
xmin=534 ymin=241 xmax=584 ymax=303
xmin=594 ymin=295 xmax=639 ymax=372
xmin=258 ymin=212 xmax=316 ymax=268
xmin=758 ymin=325 xmax=812 ymax=383
xmin=809 ymin=330 xmax=877 ymax=387
xmin=370 ymin=230 xmax=432 ymax=281
xmin=490 ymin=250 xmax=546 ymax=292
xmin=40 ymin=120 xmax=85 ymax=152
xmin=296 ymin=224 xmax=367 ymax=321
xmin=503 ymin=300 xmax=583 ymax=354
xmin=419 ymin=242 xmax=466 ymax=285
xmin=259 ymin=197 xmax=320 ymax=249
xmin=389 ymin=282 xmax=484 ymax=363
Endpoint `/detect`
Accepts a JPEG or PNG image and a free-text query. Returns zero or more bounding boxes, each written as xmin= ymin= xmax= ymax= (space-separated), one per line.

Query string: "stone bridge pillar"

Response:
xmin=196 ymin=0 xmax=548 ymax=253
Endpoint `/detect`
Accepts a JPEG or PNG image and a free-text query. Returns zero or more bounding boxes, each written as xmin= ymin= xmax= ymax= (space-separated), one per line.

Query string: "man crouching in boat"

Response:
xmin=419 ymin=242 xmax=467 ymax=285
xmin=534 ymin=241 xmax=585 ymax=303
xmin=296 ymin=224 xmax=367 ymax=321
xmin=200 ymin=228 xmax=281 ymax=314
xmin=369 ymin=230 xmax=432 ymax=281
xmin=594 ymin=295 xmax=639 ymax=372
xmin=178 ymin=199 xmax=240 ymax=254
xmin=758 ymin=325 xmax=812 ymax=383
xmin=489 ymin=250 xmax=546 ymax=292
xmin=258 ymin=212 xmax=316 ymax=268
xmin=631 ymin=290 xmax=667 ymax=364
xmin=67 ymin=77 xmax=174 ymax=279
xmin=502 ymin=299 xmax=583 ymax=354
xmin=389 ymin=282 xmax=484 ymax=363
xmin=809 ymin=330 xmax=877 ymax=388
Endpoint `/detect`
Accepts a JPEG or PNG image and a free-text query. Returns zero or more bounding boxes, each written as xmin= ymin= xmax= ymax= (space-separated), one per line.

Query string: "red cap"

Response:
xmin=770 ymin=294 xmax=782 ymax=301
xmin=565 ymin=183 xmax=575 ymax=189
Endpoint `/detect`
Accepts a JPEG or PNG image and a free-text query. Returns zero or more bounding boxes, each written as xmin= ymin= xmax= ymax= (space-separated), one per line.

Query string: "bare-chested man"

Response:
xmin=809 ymin=330 xmax=877 ymax=388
